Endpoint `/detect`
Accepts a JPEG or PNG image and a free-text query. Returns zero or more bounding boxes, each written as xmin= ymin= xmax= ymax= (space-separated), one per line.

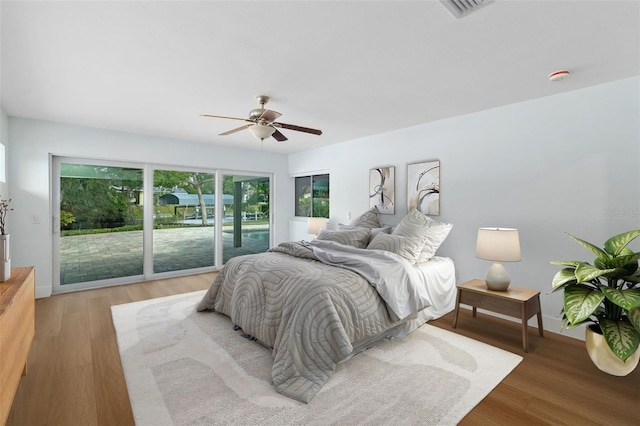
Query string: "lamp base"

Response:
xmin=485 ymin=262 xmax=511 ymax=291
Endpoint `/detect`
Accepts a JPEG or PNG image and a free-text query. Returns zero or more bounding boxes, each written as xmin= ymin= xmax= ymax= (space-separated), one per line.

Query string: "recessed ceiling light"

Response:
xmin=548 ymin=70 xmax=571 ymax=82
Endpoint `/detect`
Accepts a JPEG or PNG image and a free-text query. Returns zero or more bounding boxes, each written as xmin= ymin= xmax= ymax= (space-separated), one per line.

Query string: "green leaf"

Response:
xmin=606 ymin=268 xmax=639 ymax=281
xmin=623 ymin=262 xmax=639 ymax=277
xmin=563 ymin=285 xmax=605 ymax=325
xmin=600 ymin=287 xmax=640 ymax=310
xmin=607 ymin=252 xmax=640 ymax=269
xmin=625 ymin=276 xmax=640 ymax=285
xmin=628 ymin=307 xmax=640 ymax=334
xmin=574 ymin=263 xmax=616 ymax=283
xmin=551 ymin=268 xmax=577 ymax=289
xmin=594 ymin=257 xmax=608 ymax=270
xmin=568 ymin=233 xmax=610 ymax=261
xmin=550 ymin=260 xmax=581 ymax=268
xmin=603 ymin=229 xmax=640 ymax=257
xmin=600 ymin=317 xmax=640 ymax=362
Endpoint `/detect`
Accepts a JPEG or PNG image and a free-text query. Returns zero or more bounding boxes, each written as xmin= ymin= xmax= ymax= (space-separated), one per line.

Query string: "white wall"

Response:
xmin=289 ymin=76 xmax=640 ymax=338
xmin=8 ymin=118 xmax=291 ymax=297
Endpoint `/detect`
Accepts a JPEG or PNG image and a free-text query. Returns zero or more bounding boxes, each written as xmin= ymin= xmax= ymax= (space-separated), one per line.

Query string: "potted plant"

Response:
xmin=551 ymin=229 xmax=640 ymax=375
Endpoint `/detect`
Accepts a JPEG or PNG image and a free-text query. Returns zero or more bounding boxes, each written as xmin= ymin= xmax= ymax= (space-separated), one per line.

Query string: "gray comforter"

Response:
xmin=196 ymin=240 xmax=432 ymax=403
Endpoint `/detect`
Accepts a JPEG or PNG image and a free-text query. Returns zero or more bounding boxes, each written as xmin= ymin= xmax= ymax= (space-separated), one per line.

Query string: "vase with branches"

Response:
xmin=0 ymin=198 xmax=12 ymax=235
xmin=0 ymin=197 xmax=12 ymax=281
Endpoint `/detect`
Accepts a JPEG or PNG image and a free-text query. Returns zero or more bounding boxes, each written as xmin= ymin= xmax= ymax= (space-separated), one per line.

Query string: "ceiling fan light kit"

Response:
xmin=249 ymin=123 xmax=276 ymax=141
xmin=201 ymin=95 xmax=322 ymax=142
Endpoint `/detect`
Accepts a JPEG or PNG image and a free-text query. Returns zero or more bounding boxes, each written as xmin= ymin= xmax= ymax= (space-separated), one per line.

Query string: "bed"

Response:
xmin=196 ymin=208 xmax=455 ymax=403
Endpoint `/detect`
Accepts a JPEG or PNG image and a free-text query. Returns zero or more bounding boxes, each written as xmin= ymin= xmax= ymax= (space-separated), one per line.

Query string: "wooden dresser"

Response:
xmin=0 ymin=267 xmax=35 ymax=426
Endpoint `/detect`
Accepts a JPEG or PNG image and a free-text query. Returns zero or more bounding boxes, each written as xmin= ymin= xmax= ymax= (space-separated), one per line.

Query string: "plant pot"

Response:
xmin=585 ymin=324 xmax=640 ymax=376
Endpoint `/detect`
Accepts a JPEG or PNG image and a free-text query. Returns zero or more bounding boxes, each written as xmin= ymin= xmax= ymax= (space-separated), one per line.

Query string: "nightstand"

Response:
xmin=452 ymin=279 xmax=544 ymax=352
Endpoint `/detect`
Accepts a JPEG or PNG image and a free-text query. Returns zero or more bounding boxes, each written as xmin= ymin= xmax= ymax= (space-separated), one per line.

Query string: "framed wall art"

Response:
xmin=407 ymin=160 xmax=440 ymax=215
xmin=369 ymin=166 xmax=395 ymax=214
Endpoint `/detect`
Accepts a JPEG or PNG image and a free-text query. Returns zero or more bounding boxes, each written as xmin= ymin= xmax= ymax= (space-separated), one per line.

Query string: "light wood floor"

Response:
xmin=7 ymin=272 xmax=640 ymax=425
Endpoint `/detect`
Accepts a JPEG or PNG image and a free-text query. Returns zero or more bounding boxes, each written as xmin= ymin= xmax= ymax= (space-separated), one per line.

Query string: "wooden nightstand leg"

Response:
xmin=452 ymin=288 xmax=461 ymax=328
xmin=521 ymin=304 xmax=529 ymax=352
xmin=535 ymin=295 xmax=544 ymax=337
xmin=537 ymin=313 xmax=544 ymax=337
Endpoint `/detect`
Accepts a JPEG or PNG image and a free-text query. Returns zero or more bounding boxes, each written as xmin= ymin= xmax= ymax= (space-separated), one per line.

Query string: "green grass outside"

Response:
xmin=60 ymin=219 xmax=270 ymax=237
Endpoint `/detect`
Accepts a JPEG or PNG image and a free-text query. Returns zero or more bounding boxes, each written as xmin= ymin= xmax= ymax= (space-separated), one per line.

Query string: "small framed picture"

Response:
xmin=407 ymin=160 xmax=440 ymax=215
xmin=369 ymin=166 xmax=395 ymax=214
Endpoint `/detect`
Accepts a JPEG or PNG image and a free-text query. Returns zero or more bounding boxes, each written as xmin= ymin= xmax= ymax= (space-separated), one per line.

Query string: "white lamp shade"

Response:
xmin=307 ymin=217 xmax=327 ymax=236
xmin=475 ymin=228 xmax=521 ymax=262
xmin=249 ymin=124 xmax=276 ymax=141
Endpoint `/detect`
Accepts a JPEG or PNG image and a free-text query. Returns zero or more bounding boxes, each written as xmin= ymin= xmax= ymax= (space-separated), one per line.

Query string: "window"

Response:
xmin=295 ymin=174 xmax=329 ymax=218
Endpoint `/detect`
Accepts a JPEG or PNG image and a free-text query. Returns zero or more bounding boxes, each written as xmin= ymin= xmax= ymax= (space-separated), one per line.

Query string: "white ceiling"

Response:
xmin=1 ymin=1 xmax=639 ymax=155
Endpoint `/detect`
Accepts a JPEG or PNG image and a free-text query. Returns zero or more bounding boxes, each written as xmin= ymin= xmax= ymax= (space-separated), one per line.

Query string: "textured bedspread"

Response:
xmin=196 ymin=240 xmax=432 ymax=403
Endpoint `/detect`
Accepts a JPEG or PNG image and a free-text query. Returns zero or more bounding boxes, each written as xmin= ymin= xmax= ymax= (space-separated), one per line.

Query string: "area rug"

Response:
xmin=112 ymin=291 xmax=522 ymax=425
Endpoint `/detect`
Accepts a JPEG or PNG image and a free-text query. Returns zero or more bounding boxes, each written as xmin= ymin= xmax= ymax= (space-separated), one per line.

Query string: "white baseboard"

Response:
xmin=462 ymin=307 xmax=585 ymax=342
xmin=543 ymin=315 xmax=585 ymax=341
xmin=35 ymin=286 xmax=52 ymax=299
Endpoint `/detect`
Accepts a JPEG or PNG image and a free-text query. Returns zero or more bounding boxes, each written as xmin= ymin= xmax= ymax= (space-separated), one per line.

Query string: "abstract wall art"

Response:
xmin=407 ymin=160 xmax=440 ymax=215
xmin=369 ymin=166 xmax=395 ymax=214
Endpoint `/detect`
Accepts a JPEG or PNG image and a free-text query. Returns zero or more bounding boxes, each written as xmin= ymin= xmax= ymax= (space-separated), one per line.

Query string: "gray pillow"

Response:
xmin=340 ymin=224 xmax=393 ymax=244
xmin=367 ymin=233 xmax=425 ymax=265
xmin=339 ymin=206 xmax=381 ymax=230
xmin=317 ymin=228 xmax=371 ymax=249
xmin=369 ymin=225 xmax=394 ymax=243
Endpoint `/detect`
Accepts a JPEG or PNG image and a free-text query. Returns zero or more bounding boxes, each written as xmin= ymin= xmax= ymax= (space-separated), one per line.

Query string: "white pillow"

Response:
xmin=367 ymin=233 xmax=425 ymax=265
xmin=392 ymin=209 xmax=452 ymax=262
xmin=418 ymin=222 xmax=453 ymax=262
xmin=392 ymin=209 xmax=434 ymax=239
xmin=317 ymin=228 xmax=371 ymax=249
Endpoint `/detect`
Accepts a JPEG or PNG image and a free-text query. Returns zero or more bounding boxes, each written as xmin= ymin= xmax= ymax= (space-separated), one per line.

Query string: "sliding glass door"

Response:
xmin=153 ymin=169 xmax=215 ymax=273
xmin=54 ymin=159 xmax=145 ymax=290
xmin=53 ymin=157 xmax=272 ymax=293
xmin=221 ymin=174 xmax=271 ymax=263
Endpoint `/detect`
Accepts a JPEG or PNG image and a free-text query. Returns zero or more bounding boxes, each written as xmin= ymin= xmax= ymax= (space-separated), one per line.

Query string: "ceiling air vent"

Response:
xmin=440 ymin=0 xmax=492 ymax=18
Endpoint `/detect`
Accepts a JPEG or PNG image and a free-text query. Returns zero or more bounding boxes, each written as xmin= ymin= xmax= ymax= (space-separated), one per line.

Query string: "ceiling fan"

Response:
xmin=201 ymin=95 xmax=323 ymax=142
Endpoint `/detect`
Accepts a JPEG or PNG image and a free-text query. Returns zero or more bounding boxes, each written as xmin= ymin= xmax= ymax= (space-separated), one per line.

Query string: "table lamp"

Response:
xmin=307 ymin=217 xmax=327 ymax=239
xmin=475 ymin=227 xmax=521 ymax=291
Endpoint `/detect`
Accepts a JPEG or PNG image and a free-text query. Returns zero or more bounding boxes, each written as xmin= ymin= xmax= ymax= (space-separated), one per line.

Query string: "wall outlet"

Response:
xmin=32 ymin=215 xmax=40 ymax=224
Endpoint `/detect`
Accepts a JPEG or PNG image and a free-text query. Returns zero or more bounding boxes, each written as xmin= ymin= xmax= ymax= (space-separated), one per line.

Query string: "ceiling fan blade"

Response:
xmin=259 ymin=109 xmax=282 ymax=123
xmin=272 ymin=122 xmax=322 ymax=135
xmin=272 ymin=129 xmax=288 ymax=142
xmin=200 ymin=114 xmax=252 ymax=123
xmin=220 ymin=124 xmax=253 ymax=136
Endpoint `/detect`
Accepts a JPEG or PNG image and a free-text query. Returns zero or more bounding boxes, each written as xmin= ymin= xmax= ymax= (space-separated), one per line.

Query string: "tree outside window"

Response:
xmin=295 ymin=174 xmax=329 ymax=218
